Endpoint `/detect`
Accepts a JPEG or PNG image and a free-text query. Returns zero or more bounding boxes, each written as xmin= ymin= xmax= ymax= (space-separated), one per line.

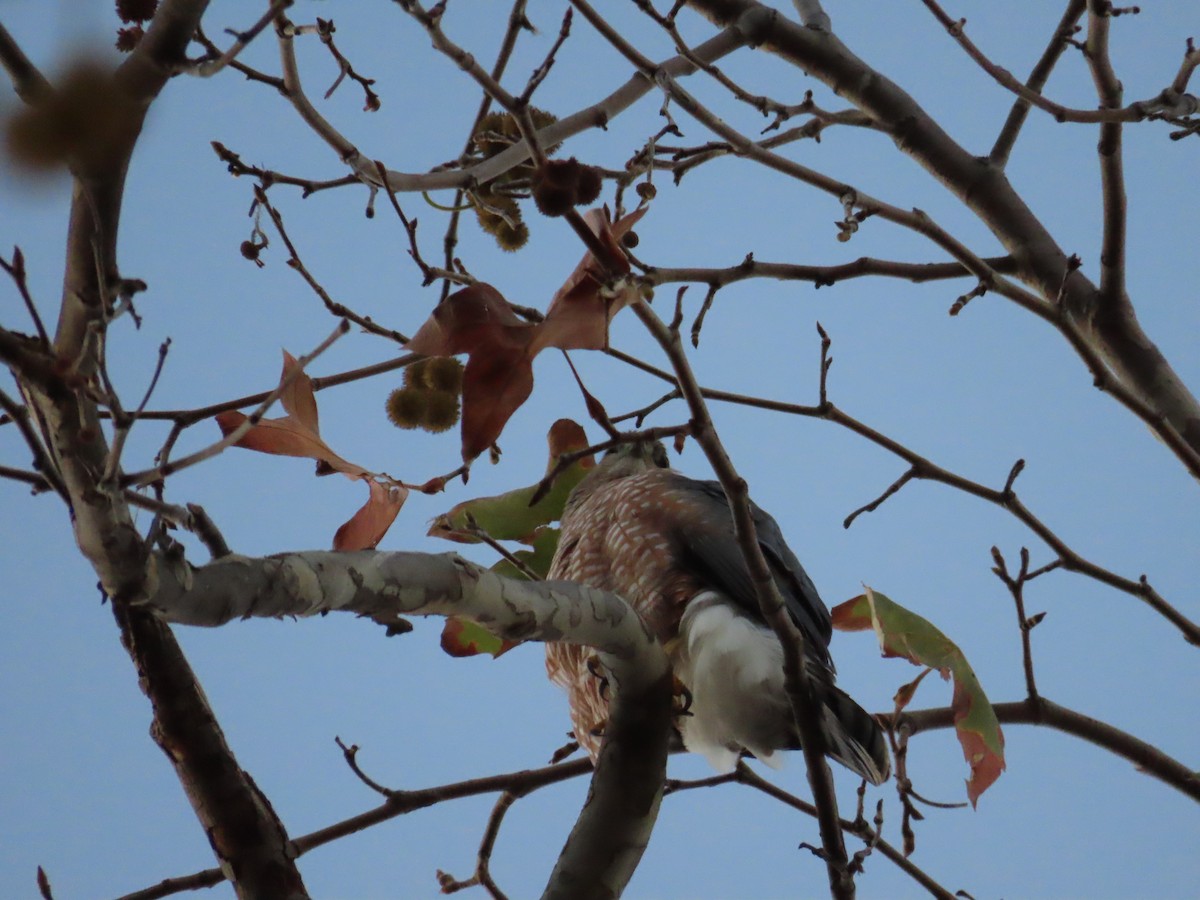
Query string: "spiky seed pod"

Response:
xmin=116 ymin=0 xmax=158 ymax=23
xmin=386 ymin=388 xmax=428 ymax=430
xmin=621 ymin=230 xmax=639 ymax=249
xmin=635 ymin=181 xmax=657 ymax=201
xmin=493 ymin=218 xmax=530 ymax=252
xmin=421 ymin=390 xmax=461 ymax=433
xmin=6 ymin=64 xmax=139 ymax=171
xmin=528 ymin=106 xmax=558 ymax=130
xmin=575 ymin=165 xmax=603 ymax=205
xmin=472 ymin=111 xmax=514 ymax=158
xmin=403 ymin=358 xmax=430 ymax=389
xmin=529 ymin=106 xmax=562 ymax=156
xmin=472 ymin=192 xmax=528 ymax=251
xmin=420 ymin=356 xmax=464 ymax=393
xmin=115 ymin=25 xmax=144 ymax=52
xmin=532 ymin=158 xmax=583 ymax=217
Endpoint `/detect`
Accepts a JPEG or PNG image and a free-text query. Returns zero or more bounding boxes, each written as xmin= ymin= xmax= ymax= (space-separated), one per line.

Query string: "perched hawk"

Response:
xmin=545 ymin=442 xmax=890 ymax=783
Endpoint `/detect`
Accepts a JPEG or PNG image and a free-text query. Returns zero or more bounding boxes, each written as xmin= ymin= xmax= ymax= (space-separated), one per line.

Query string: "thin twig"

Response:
xmin=187 ymin=0 xmax=294 ymax=78
xmin=1 ymin=248 xmax=50 ymax=346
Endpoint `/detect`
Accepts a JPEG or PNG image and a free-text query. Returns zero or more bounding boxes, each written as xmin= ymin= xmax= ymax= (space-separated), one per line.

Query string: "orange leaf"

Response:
xmin=214 ymin=349 xmax=368 ymax=477
xmin=214 ymin=410 xmax=364 ymax=477
xmin=278 ymin=350 xmax=319 ymax=432
xmin=333 ymin=480 xmax=407 ymax=551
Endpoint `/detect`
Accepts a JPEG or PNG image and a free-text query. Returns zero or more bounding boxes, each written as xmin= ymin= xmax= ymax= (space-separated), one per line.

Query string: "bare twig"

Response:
xmin=990 ymin=0 xmax=1088 ymax=165
xmin=895 ymin=697 xmax=1200 ymax=802
xmin=187 ymin=0 xmax=294 ymax=78
xmin=1 ymin=247 xmax=50 ymax=346
xmin=990 ymin=546 xmax=1045 ymax=701
xmin=310 ymin=17 xmax=381 ymax=111
xmin=437 ymin=791 xmax=517 ymax=898
xmin=919 ymin=0 xmax=1191 ymax=125
xmin=252 ymin=185 xmax=410 ymax=342
xmin=0 ymin=387 xmax=67 ymax=501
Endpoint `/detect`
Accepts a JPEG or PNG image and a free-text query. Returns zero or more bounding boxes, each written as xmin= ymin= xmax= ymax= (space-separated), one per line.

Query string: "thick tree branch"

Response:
xmin=5 ymin=4 xmax=314 ymax=897
xmin=145 ymin=548 xmax=672 ymax=900
xmin=683 ymin=0 xmax=1200 ymax=475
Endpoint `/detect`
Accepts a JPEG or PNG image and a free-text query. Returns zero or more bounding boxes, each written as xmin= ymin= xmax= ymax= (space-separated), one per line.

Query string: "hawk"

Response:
xmin=545 ymin=441 xmax=890 ymax=783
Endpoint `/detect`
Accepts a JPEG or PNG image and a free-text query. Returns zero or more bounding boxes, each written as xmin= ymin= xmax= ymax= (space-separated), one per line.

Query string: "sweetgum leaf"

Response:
xmin=832 ymin=586 xmax=1006 ymax=806
xmin=404 ymin=209 xmax=648 ymax=460
xmin=214 ymin=350 xmax=403 ymax=549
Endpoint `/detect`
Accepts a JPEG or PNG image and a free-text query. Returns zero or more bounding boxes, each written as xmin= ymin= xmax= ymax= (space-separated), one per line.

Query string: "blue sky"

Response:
xmin=2 ymin=1 xmax=1198 ymax=898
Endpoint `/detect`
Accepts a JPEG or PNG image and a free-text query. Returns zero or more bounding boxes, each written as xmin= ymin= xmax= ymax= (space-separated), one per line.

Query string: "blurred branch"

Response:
xmin=0 ymin=21 xmax=52 ymax=102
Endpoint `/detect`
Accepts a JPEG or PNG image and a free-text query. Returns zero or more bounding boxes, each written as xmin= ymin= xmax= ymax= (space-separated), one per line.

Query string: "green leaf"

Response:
xmin=439 ymin=616 xmax=517 ymax=658
xmin=832 ymin=587 xmax=1006 ymax=806
xmin=491 ymin=526 xmax=561 ymax=581
xmin=428 ymin=418 xmax=593 ymax=543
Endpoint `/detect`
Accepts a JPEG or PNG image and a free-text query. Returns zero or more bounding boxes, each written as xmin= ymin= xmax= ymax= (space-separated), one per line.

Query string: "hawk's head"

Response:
xmin=565 ymin=440 xmax=671 ymax=509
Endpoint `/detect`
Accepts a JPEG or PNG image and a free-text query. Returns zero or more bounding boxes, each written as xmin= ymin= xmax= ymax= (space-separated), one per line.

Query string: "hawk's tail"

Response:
xmin=818 ymin=684 xmax=891 ymax=786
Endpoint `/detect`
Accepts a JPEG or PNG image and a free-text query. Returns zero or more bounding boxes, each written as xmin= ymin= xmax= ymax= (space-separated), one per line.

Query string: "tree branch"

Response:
xmin=628 ymin=297 xmax=856 ymax=898
xmin=895 ymin=697 xmax=1200 ymax=802
xmin=145 ymin=548 xmax=672 ymax=900
xmin=684 ymin=0 xmax=1200 ymax=475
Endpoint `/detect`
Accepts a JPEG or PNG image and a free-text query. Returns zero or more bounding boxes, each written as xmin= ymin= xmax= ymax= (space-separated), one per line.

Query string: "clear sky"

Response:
xmin=2 ymin=1 xmax=1198 ymax=898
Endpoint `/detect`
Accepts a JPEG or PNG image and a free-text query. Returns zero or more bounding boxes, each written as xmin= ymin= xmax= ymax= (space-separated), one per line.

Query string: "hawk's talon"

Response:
xmin=586 ymin=655 xmax=612 ymax=701
xmin=672 ymin=677 xmax=694 ymax=717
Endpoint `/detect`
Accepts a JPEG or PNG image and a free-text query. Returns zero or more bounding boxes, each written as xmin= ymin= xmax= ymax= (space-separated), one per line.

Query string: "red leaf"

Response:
xmin=406 ymin=283 xmax=537 ymax=461
xmin=404 ymin=207 xmax=647 ymax=462
xmin=333 ymin=480 xmax=407 ymax=551
xmin=406 ymin=282 xmax=534 ymax=357
xmin=534 ymin=206 xmax=647 ymax=353
xmin=460 ymin=351 xmax=535 ymax=462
